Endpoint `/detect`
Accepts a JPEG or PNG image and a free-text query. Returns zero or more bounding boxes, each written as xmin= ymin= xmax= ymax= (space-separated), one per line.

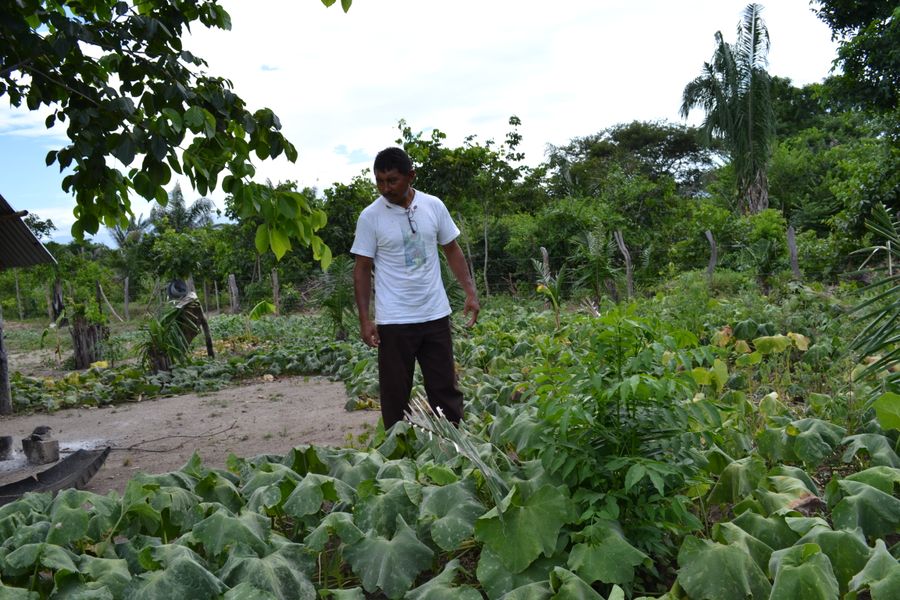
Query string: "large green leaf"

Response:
xmin=497 ymin=582 xmax=552 ymax=599
xmin=832 ymin=480 xmax=900 ymax=539
xmin=676 ymin=536 xmax=772 ymax=600
xmin=190 ymin=508 xmax=270 ymax=557
xmin=78 ymin=555 xmax=133 ymax=598
xmin=342 ymin=516 xmax=433 ymax=599
xmin=846 ymin=539 xmax=900 ymax=600
xmin=418 ymin=480 xmax=485 ymax=551
xmin=755 ymin=473 xmax=823 ymax=516
xmin=318 ymin=589 xmax=364 ymax=599
xmin=0 ymin=582 xmax=39 ymax=598
xmin=123 ymin=554 xmax=225 ymax=600
xmin=193 ymin=471 xmax=244 ymax=514
xmin=303 ymin=512 xmax=364 ymax=552
xmin=842 ymin=434 xmax=900 ymax=468
xmin=712 ymin=522 xmax=774 ymax=572
xmin=707 ymin=456 xmax=767 ymax=505
xmin=477 ymin=546 xmax=565 ymax=600
xmin=5 ymin=543 xmax=79 ymax=574
xmin=873 ymin=392 xmax=900 ymax=431
xmin=566 ymin=521 xmax=648 ymax=585
xmin=844 ymin=466 xmax=900 ymax=495
xmin=791 ymin=419 xmax=845 ymax=467
xmin=223 ymin=582 xmax=279 ymax=599
xmin=475 ymin=484 xmax=574 ymax=573
xmin=353 ymin=478 xmax=421 ymax=538
xmin=731 ymin=511 xmax=800 ymax=550
xmin=283 ymin=473 xmax=355 ymax=519
xmin=768 ymin=543 xmax=839 ymax=600
xmin=753 ymin=335 xmax=792 ymax=354
xmin=147 ymin=485 xmax=203 ymax=535
xmin=548 ymin=567 xmax=605 ymax=599
xmin=795 ymin=527 xmax=872 ymax=596
xmin=218 ymin=544 xmax=316 ymax=600
xmin=47 ymin=489 xmax=92 ymax=545
xmin=404 ymin=559 xmax=483 ymax=600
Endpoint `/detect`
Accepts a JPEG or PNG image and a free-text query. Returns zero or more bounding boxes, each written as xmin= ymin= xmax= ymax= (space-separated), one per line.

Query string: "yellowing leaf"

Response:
xmin=788 ymin=332 xmax=810 ymax=351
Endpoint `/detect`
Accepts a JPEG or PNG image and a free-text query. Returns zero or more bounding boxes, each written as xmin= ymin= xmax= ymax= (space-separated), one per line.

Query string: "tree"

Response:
xmin=0 ymin=0 xmax=348 ymax=266
xmin=813 ymin=0 xmax=899 ymax=113
xmin=681 ymin=3 xmax=775 ymax=214
xmin=149 ymin=183 xmax=214 ymax=233
xmin=320 ymin=174 xmax=377 ymax=257
xmin=546 ymin=120 xmax=716 ymax=198
xmin=109 ymin=214 xmax=150 ymax=248
xmin=23 ymin=213 xmax=56 ymax=241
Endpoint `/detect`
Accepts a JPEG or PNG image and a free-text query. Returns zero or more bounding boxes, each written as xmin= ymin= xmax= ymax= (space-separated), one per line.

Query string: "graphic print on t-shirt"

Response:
xmin=403 ymin=227 xmax=426 ymax=269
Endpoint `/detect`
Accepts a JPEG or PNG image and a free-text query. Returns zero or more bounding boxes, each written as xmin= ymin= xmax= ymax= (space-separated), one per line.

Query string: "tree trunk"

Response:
xmin=0 ymin=305 xmax=12 ymax=415
xmin=271 ymin=268 xmax=281 ymax=316
xmin=97 ymin=283 xmax=124 ymax=322
xmin=70 ymin=314 xmax=110 ymax=369
xmin=214 ymin=281 xmax=221 ymax=313
xmin=124 ymin=276 xmax=130 ymax=321
xmin=613 ymin=230 xmax=633 ymax=299
xmin=705 ymin=230 xmax=717 ymax=285
xmin=744 ymin=170 xmax=769 ymax=214
xmin=787 ymin=225 xmax=802 ymax=281
xmin=228 ymin=274 xmax=240 ymax=313
xmin=203 ymin=280 xmax=210 ymax=313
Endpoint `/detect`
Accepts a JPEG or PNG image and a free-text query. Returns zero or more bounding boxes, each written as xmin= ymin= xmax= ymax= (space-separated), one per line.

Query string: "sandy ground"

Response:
xmin=0 ymin=375 xmax=379 ymax=496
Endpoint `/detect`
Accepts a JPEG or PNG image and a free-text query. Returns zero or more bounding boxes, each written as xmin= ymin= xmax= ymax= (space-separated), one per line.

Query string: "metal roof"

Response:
xmin=0 ymin=193 xmax=57 ymax=270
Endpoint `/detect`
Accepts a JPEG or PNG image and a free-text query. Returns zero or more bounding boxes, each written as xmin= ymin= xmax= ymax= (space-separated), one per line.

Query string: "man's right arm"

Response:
xmin=353 ymin=255 xmax=379 ymax=347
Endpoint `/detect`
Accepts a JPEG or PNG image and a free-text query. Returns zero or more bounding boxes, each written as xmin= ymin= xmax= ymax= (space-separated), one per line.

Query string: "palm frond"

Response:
xmin=406 ymin=394 xmax=510 ymax=514
xmin=850 ymin=204 xmax=900 ymax=382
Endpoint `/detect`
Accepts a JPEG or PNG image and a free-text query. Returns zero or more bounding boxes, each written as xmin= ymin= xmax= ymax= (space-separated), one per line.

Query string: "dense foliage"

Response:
xmin=0 ymin=2 xmax=898 ymax=597
xmin=2 ymin=274 xmax=900 ymax=598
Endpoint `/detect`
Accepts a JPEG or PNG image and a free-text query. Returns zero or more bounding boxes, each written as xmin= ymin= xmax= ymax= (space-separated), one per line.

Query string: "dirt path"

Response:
xmin=0 ymin=376 xmax=379 ymax=496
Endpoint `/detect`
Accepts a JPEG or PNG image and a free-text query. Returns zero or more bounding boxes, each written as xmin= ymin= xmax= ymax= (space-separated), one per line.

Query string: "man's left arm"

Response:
xmin=441 ymin=240 xmax=480 ymax=326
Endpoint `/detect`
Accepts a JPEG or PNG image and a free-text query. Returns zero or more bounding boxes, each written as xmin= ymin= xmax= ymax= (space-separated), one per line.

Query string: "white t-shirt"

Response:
xmin=350 ymin=190 xmax=460 ymax=325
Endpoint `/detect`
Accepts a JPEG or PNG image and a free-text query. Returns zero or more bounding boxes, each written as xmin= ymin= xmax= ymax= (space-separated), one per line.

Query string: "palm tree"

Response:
xmin=149 ymin=183 xmax=215 ymax=233
xmin=681 ymin=3 xmax=774 ymax=214
xmin=109 ymin=214 xmax=150 ymax=248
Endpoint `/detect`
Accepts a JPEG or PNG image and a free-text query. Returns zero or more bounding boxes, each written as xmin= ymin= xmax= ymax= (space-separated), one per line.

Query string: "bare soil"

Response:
xmin=0 ymin=374 xmax=379 ymax=496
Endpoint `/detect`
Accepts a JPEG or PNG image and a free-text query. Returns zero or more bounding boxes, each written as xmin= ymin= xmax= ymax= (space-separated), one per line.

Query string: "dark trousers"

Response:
xmin=377 ymin=316 xmax=464 ymax=429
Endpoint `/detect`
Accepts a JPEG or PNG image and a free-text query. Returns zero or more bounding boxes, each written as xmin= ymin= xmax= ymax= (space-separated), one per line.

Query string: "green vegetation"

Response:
xmin=0 ymin=1 xmax=898 ymax=598
xmin=2 ymin=277 xmax=899 ymax=598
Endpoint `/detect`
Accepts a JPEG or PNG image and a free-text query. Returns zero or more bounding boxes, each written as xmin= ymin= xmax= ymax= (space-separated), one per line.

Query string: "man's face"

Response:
xmin=375 ymin=168 xmax=415 ymax=206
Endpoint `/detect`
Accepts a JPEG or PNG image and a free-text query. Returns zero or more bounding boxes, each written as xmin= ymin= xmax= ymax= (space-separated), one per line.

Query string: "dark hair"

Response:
xmin=374 ymin=147 xmax=413 ymax=174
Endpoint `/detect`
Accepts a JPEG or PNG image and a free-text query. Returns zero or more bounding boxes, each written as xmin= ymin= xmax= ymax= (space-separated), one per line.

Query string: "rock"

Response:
xmin=0 ymin=436 xmax=13 ymax=460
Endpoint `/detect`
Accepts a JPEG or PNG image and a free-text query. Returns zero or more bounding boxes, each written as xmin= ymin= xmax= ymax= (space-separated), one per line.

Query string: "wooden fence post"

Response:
xmin=705 ymin=230 xmax=717 ymax=285
xmin=214 ymin=281 xmax=221 ymax=313
xmin=271 ymin=268 xmax=281 ymax=316
xmin=0 ymin=304 xmax=12 ymax=415
xmin=124 ymin=276 xmax=130 ymax=321
xmin=786 ymin=225 xmax=802 ymax=281
xmin=228 ymin=274 xmax=240 ymax=314
xmin=613 ymin=230 xmax=633 ymax=299
xmin=14 ymin=270 xmax=23 ymax=320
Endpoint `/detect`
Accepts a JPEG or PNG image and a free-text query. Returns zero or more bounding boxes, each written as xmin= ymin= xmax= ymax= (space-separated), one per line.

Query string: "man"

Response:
xmin=351 ymin=147 xmax=480 ymax=429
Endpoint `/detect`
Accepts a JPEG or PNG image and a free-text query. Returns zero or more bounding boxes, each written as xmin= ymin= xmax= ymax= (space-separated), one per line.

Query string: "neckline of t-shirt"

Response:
xmin=382 ymin=189 xmax=418 ymax=210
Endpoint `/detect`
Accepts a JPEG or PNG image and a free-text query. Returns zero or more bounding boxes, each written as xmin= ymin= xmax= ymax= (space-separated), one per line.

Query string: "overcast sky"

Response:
xmin=0 ymin=0 xmax=838 ymax=244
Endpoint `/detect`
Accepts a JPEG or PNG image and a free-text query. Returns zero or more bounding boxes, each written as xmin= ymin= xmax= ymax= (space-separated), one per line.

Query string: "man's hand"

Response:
xmin=360 ymin=320 xmax=380 ymax=347
xmin=463 ymin=294 xmax=480 ymax=327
